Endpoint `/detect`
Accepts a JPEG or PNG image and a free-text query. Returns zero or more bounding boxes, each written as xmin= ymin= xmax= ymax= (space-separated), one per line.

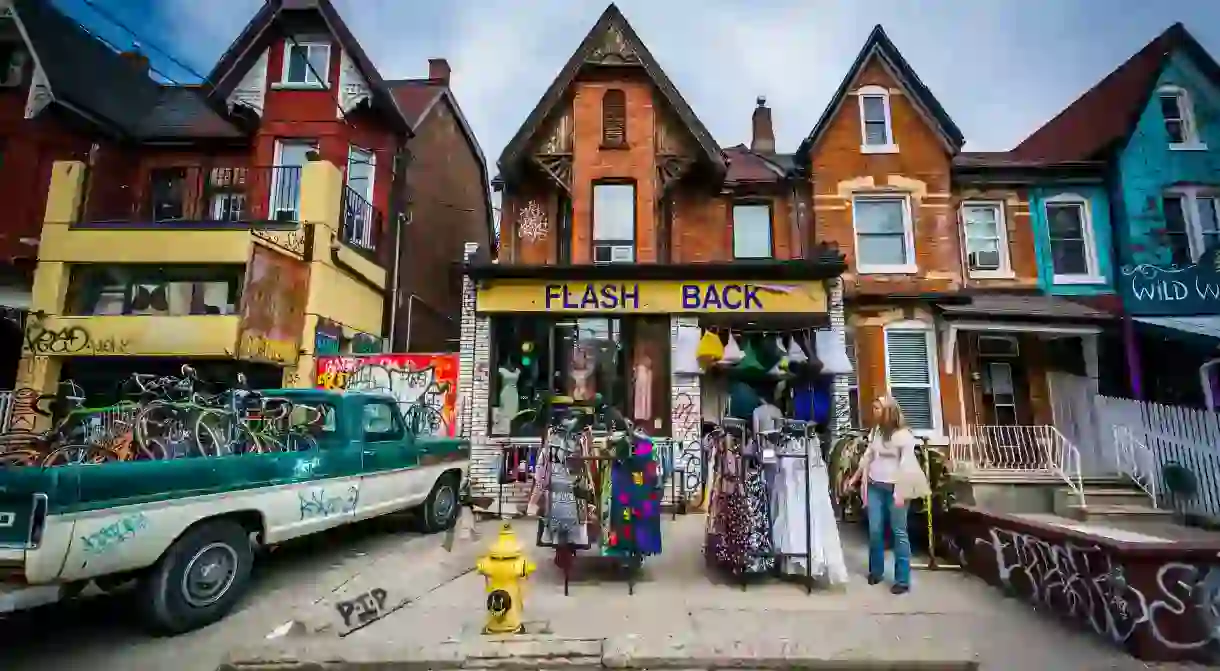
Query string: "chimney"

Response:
xmin=751 ymin=96 xmax=775 ymax=154
xmin=428 ymin=58 xmax=450 ymax=85
xmin=119 ymin=49 xmax=150 ymax=78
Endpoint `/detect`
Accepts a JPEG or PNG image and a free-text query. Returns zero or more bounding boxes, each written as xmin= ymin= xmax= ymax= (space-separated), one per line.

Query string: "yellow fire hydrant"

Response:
xmin=475 ymin=523 xmax=536 ymax=634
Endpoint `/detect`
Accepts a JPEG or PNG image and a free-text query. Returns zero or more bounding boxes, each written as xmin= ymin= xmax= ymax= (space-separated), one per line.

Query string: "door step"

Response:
xmin=1065 ymin=503 xmax=1173 ymax=522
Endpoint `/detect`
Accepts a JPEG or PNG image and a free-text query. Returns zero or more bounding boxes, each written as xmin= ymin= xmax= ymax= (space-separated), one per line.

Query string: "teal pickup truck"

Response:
xmin=0 ymin=389 xmax=468 ymax=634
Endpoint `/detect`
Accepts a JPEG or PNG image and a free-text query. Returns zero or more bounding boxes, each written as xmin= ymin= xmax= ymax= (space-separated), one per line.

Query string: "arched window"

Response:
xmin=602 ymin=88 xmax=627 ymax=146
xmin=856 ymin=85 xmax=896 ymax=153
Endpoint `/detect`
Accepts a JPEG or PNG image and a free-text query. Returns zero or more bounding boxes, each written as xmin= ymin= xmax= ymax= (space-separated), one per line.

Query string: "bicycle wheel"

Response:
xmin=253 ymin=432 xmax=285 ymax=453
xmin=42 ymin=444 xmax=120 ymax=467
xmin=193 ymin=409 xmax=235 ymax=457
xmin=135 ymin=401 xmax=175 ymax=450
xmin=283 ymin=431 xmax=318 ymax=452
xmin=0 ymin=449 xmax=42 ymax=467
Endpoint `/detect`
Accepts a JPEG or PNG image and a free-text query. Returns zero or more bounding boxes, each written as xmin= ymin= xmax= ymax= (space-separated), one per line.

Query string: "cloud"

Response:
xmin=59 ymin=0 xmax=1220 ymax=161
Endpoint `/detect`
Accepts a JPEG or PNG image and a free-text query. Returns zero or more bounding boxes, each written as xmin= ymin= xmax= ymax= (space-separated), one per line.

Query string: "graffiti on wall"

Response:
xmin=237 ymin=245 xmax=310 ymax=365
xmin=315 ymin=353 xmax=458 ymax=437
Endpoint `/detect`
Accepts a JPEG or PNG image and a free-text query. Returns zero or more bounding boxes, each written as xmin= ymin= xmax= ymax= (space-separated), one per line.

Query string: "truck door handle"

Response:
xmin=363 ymin=450 xmax=376 ymax=457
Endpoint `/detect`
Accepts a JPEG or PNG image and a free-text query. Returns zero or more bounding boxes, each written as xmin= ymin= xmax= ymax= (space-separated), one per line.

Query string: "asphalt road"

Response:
xmin=0 ymin=513 xmax=430 ymax=671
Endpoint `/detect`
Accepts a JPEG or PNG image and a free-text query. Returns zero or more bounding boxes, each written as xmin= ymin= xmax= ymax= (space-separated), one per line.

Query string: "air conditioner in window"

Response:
xmin=594 ymin=244 xmax=634 ymax=264
xmin=968 ymin=250 xmax=1001 ymax=271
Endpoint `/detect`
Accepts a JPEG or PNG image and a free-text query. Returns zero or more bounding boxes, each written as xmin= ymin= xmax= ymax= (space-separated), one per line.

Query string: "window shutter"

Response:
xmin=885 ymin=329 xmax=933 ymax=430
xmin=602 ymin=89 xmax=627 ymax=146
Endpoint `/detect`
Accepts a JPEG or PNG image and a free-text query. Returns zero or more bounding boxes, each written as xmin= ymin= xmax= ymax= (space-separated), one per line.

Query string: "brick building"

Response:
xmin=457 ymin=5 xmax=848 ymax=506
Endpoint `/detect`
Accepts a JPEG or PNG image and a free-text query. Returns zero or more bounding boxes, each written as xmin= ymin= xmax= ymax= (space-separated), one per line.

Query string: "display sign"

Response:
xmin=1122 ymin=247 xmax=1220 ymax=316
xmin=475 ymin=279 xmax=828 ymax=314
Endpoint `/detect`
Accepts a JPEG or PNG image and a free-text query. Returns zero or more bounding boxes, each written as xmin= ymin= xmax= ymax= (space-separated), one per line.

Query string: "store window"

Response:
xmin=64 ymin=265 xmax=244 ymax=316
xmin=489 ymin=315 xmax=628 ymax=437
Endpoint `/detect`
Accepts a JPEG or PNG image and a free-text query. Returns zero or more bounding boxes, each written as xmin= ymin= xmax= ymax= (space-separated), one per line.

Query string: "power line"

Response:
xmin=78 ymin=0 xmax=214 ymax=88
xmin=62 ymin=10 xmax=183 ymax=85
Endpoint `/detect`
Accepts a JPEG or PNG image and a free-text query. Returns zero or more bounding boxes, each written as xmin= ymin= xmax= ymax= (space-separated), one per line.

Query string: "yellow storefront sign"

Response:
xmin=475 ymin=280 xmax=827 ymax=313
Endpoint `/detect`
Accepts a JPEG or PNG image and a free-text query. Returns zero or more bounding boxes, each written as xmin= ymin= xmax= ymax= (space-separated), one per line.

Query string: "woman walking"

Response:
xmin=845 ymin=395 xmax=930 ymax=594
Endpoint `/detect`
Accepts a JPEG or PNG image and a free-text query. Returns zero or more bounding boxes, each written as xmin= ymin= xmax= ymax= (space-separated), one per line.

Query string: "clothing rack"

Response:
xmin=708 ymin=417 xmax=816 ymax=594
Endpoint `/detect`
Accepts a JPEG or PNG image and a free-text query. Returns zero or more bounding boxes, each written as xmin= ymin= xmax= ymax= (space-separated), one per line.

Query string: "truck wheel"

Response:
xmin=136 ymin=519 xmax=253 ymax=635
xmin=421 ymin=474 xmax=460 ymax=533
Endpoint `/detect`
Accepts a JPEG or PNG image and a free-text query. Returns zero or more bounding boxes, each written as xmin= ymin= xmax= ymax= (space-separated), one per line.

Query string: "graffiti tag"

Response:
xmin=315 ymin=354 xmax=459 ymax=437
xmin=80 ymin=512 xmax=149 ymax=555
xmin=298 ymin=485 xmax=359 ymax=520
xmin=335 ymin=587 xmax=389 ymax=630
xmin=23 ymin=318 xmax=130 ymax=356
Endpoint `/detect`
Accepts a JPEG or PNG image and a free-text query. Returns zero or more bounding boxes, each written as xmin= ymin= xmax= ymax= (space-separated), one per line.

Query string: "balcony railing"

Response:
xmin=80 ymin=165 xmax=304 ymax=226
xmin=340 ymin=185 xmax=383 ymax=255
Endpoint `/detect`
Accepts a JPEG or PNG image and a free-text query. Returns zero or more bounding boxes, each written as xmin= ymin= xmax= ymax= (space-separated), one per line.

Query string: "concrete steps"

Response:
xmin=1054 ymin=479 xmax=1171 ymax=523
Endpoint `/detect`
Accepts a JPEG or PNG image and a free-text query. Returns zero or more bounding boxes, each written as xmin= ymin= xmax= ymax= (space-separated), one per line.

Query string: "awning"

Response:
xmin=1134 ymin=315 xmax=1220 ymax=339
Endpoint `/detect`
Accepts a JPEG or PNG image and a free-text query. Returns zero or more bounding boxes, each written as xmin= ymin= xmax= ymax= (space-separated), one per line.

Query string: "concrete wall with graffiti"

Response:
xmin=315 ymin=354 xmax=459 ymax=437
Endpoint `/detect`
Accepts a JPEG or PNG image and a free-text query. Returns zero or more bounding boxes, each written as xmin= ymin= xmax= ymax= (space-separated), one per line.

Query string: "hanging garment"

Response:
xmin=793 ymin=383 xmax=814 ymax=423
xmin=752 ymin=401 xmax=784 ymax=434
xmin=720 ymin=334 xmax=744 ymax=365
xmin=605 ymin=434 xmax=663 ymax=556
xmin=673 ymin=326 xmax=703 ymax=374
xmin=735 ymin=340 xmax=766 ymax=375
xmin=787 ymin=336 xmax=809 ymax=364
xmin=715 ymin=457 xmax=775 ymax=575
xmin=769 ymin=434 xmax=850 ymax=584
xmin=696 ymin=330 xmax=725 ymax=368
xmin=633 ymin=363 xmax=653 ymax=421
xmin=816 ymin=330 xmax=853 ymax=375
xmin=812 ymin=377 xmax=832 ymax=426
xmin=727 ymin=380 xmax=762 ymax=421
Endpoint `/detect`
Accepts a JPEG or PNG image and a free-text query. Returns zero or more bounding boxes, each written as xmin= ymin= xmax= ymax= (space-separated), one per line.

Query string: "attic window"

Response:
xmin=856 ymin=85 xmax=897 ymax=154
xmin=282 ymin=41 xmax=330 ymax=87
xmin=1159 ymin=85 xmax=1205 ymax=149
xmin=602 ymin=89 xmax=627 ymax=147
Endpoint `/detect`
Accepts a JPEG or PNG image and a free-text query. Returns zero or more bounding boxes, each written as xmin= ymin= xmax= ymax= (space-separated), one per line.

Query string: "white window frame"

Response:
xmin=845 ymin=330 xmax=861 ymax=428
xmin=960 ymin=200 xmax=1013 ymax=279
xmin=731 ymin=203 xmax=773 ymax=259
xmin=270 ymin=138 xmax=316 ymax=220
xmin=280 ymin=40 xmax=330 ymax=87
xmin=852 ymin=192 xmax=917 ymax=274
xmin=1163 ymin=186 xmax=1220 ymax=263
xmin=1158 ymin=85 xmax=1206 ymax=151
xmin=882 ymin=320 xmax=942 ymax=438
xmin=856 ymin=85 xmax=898 ymax=154
xmin=1044 ymin=193 xmax=1103 ymax=285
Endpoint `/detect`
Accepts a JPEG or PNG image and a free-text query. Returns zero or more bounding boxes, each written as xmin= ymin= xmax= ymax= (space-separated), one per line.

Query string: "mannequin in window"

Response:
xmin=496 ymin=360 xmax=521 ymax=435
xmin=569 ymin=344 xmax=595 ymax=402
xmin=633 ymin=353 xmax=653 ymax=422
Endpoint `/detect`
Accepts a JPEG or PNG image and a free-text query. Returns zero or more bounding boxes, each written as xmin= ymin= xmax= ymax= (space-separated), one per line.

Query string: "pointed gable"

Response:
xmin=1012 ymin=23 xmax=1220 ymax=162
xmin=204 ymin=0 xmax=411 ymax=133
xmin=497 ymin=3 xmax=724 ymax=182
xmin=796 ymin=25 xmax=963 ymax=162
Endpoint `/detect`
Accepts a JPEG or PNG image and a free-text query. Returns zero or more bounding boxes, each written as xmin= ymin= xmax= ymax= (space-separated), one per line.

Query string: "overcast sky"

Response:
xmin=55 ymin=0 xmax=1220 ymax=163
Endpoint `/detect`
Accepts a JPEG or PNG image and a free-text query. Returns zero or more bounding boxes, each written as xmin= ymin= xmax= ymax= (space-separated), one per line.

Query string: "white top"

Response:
xmin=752 ymin=402 xmax=784 ymax=434
xmin=865 ymin=428 xmax=916 ymax=484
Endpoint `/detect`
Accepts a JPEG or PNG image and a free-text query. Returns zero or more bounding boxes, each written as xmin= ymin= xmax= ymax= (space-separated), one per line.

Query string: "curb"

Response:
xmin=220 ymin=634 xmax=980 ymax=670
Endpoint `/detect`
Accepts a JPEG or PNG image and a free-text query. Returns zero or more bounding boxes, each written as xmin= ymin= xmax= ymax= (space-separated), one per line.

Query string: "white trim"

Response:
xmin=1163 ymin=186 xmax=1220 ymax=262
xmin=960 ymin=200 xmax=1013 ymax=279
xmin=279 ymin=40 xmax=331 ymax=87
xmin=1158 ymin=85 xmax=1207 ymax=150
xmin=940 ymin=321 xmax=1102 ymax=375
xmin=852 ymin=192 xmax=917 ymax=274
xmin=271 ymin=139 xmax=317 ymax=219
xmin=855 ymin=85 xmax=899 ymax=154
xmin=1044 ymin=192 xmax=1102 ymax=285
xmin=883 ymin=320 xmax=942 ymax=438
xmin=1200 ymin=358 xmax=1220 ymax=411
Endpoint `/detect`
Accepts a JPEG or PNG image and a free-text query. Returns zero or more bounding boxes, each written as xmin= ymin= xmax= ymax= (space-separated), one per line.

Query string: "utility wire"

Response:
xmin=63 ymin=11 xmax=182 ymax=85
xmin=79 ymin=0 xmax=214 ymax=89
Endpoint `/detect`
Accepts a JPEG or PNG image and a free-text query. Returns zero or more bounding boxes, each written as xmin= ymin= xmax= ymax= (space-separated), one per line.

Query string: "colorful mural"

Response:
xmin=237 ymin=245 xmax=310 ymax=364
xmin=315 ymin=353 xmax=459 ymax=437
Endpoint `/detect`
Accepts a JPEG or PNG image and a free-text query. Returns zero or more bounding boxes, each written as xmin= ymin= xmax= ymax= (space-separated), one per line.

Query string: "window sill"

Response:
xmin=271 ymin=81 xmax=330 ymax=90
xmin=1169 ymin=142 xmax=1208 ymax=152
xmin=860 ymin=143 xmax=899 ymax=154
xmin=1053 ymin=274 xmax=1106 ymax=285
xmin=968 ymin=270 xmax=1016 ymax=280
xmin=857 ymin=264 xmax=918 ymax=275
xmin=599 ymin=142 xmax=630 ymax=151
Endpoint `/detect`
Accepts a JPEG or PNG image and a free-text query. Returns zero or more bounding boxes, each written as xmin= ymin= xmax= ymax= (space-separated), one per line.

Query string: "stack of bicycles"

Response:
xmin=0 ymin=365 xmax=326 ymax=468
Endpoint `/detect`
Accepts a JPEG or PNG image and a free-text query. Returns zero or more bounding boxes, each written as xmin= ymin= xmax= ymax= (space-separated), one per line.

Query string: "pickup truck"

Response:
xmin=0 ymin=389 xmax=468 ymax=634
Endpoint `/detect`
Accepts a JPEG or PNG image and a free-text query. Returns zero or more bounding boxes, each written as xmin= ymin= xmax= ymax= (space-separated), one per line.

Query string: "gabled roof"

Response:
xmin=723 ymin=145 xmax=788 ymax=184
xmin=204 ymin=0 xmax=412 ymax=135
xmin=387 ymin=77 xmax=496 ymax=249
xmin=12 ymin=0 xmax=160 ymax=136
xmin=795 ymin=25 xmax=964 ymax=162
xmin=1011 ymin=23 xmax=1220 ymax=162
xmin=497 ymin=3 xmax=723 ymax=179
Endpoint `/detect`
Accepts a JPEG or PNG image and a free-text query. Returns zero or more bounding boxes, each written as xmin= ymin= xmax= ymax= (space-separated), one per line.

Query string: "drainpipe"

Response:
xmin=387 ymin=148 xmax=413 ymax=351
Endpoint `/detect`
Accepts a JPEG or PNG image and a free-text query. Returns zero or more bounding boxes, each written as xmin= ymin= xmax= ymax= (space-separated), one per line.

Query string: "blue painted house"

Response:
xmin=1012 ymin=23 xmax=1220 ymax=409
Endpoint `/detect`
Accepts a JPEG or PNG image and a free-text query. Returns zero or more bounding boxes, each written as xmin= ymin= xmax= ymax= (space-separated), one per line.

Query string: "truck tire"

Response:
xmin=136 ymin=519 xmax=254 ymax=635
xmin=421 ymin=473 xmax=460 ymax=533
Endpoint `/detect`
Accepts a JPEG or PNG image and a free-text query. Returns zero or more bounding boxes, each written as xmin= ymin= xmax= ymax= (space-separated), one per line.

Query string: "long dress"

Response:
xmin=710 ymin=441 xmax=774 ymax=576
xmin=770 ymin=434 xmax=849 ymax=584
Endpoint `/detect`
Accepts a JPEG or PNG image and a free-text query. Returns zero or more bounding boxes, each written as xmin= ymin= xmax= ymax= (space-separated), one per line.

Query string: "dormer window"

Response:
xmin=857 ymin=85 xmax=897 ymax=154
xmin=602 ymin=88 xmax=627 ymax=147
xmin=1159 ymin=85 xmax=1205 ymax=150
xmin=281 ymin=41 xmax=330 ymax=87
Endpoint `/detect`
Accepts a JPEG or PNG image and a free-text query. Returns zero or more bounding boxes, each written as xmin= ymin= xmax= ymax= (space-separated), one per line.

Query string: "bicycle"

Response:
xmin=131 ymin=365 xmax=215 ymax=459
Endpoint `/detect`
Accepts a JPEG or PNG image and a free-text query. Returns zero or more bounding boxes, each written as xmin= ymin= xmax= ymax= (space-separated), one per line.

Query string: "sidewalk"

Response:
xmin=224 ymin=514 xmax=1194 ymax=669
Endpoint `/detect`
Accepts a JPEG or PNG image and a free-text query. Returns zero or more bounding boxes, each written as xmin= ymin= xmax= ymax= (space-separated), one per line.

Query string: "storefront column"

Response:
xmin=828 ymin=278 xmax=851 ymax=439
xmin=669 ymin=315 xmax=701 ymax=443
xmin=457 ymin=242 xmax=495 ymax=500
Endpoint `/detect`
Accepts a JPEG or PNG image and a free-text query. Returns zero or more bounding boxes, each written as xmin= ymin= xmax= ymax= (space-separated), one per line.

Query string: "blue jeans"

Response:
xmin=866 ymin=481 xmax=910 ymax=587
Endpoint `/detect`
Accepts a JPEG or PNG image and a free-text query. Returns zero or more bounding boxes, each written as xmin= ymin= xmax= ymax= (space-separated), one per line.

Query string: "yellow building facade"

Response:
xmin=19 ymin=159 xmax=387 ymax=398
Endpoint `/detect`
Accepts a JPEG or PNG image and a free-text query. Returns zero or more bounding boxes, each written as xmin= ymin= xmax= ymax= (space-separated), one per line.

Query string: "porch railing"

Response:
xmin=1113 ymin=424 xmax=1158 ymax=507
xmin=949 ymin=424 xmax=1085 ymax=505
xmin=80 ymin=165 xmax=303 ymax=225
xmin=340 ymin=185 xmax=382 ymax=255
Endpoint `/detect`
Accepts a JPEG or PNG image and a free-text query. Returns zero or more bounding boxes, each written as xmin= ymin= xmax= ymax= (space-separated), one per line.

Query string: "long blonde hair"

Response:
xmin=873 ymin=395 xmax=908 ymax=439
